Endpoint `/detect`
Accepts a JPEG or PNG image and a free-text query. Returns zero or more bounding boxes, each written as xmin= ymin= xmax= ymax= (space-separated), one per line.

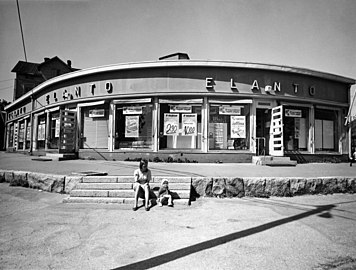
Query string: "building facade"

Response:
xmin=5 ymin=56 xmax=356 ymax=162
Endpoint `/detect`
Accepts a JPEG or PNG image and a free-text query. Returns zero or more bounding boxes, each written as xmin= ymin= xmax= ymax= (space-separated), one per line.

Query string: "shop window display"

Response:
xmin=159 ymin=104 xmax=201 ymax=150
xmin=115 ymin=104 xmax=153 ymax=149
xmin=315 ymin=108 xmax=338 ymax=151
xmin=209 ymin=104 xmax=250 ymax=150
xmin=283 ymin=107 xmax=309 ymax=151
xmin=81 ymin=106 xmax=109 ymax=149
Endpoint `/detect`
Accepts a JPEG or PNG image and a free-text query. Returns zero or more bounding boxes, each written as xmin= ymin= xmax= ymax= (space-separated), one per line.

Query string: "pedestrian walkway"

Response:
xmin=0 ymin=151 xmax=355 ymax=178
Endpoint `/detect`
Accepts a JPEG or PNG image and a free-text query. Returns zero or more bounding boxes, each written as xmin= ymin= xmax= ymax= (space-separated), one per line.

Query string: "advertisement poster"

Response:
xmin=182 ymin=114 xmax=197 ymax=136
xmin=231 ymin=116 xmax=246 ymax=138
xmin=38 ymin=121 xmax=46 ymax=141
xmin=123 ymin=106 xmax=143 ymax=115
xmin=19 ymin=123 xmax=24 ymax=142
xmin=164 ymin=113 xmax=179 ymax=135
xmin=125 ymin=115 xmax=139 ymax=138
xmin=55 ymin=119 xmax=60 ymax=138
xmin=26 ymin=123 xmax=31 ymax=140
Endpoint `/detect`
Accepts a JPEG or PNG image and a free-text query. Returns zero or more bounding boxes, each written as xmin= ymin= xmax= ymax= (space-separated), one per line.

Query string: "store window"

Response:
xmin=81 ymin=105 xmax=109 ymax=149
xmin=209 ymin=103 xmax=250 ymax=150
xmin=48 ymin=112 xmax=60 ymax=149
xmin=283 ymin=107 xmax=309 ymax=151
xmin=37 ymin=115 xmax=46 ymax=149
xmin=159 ymin=103 xmax=202 ymax=150
xmin=315 ymin=108 xmax=338 ymax=152
xmin=115 ymin=104 xmax=153 ymax=150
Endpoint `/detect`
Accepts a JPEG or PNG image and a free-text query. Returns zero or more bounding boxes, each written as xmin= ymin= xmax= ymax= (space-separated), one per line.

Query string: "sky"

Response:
xmin=0 ymin=0 xmax=356 ymax=103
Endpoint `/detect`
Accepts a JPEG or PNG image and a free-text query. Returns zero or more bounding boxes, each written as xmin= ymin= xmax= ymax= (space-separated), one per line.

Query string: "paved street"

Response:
xmin=1 ymin=182 xmax=356 ymax=270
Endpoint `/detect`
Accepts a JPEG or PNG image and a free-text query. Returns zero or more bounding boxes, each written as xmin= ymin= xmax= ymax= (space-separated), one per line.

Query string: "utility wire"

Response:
xmin=16 ymin=0 xmax=27 ymax=62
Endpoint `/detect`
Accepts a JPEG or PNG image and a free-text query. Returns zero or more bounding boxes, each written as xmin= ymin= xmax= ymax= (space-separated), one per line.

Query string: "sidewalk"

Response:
xmin=1 ymin=182 xmax=356 ymax=270
xmin=0 ymin=151 xmax=355 ymax=178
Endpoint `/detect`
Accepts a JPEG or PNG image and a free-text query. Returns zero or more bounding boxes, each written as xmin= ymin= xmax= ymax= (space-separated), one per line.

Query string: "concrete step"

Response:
xmin=63 ymin=197 xmax=190 ymax=205
xmin=70 ymin=189 xmax=191 ymax=199
xmin=252 ymin=156 xmax=297 ymax=166
xmin=75 ymin=183 xmax=133 ymax=190
xmin=82 ymin=176 xmax=192 ymax=184
xmin=75 ymin=182 xmax=191 ymax=190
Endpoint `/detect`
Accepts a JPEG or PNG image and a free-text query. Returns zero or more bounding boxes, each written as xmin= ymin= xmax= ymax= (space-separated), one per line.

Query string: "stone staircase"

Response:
xmin=63 ymin=176 xmax=192 ymax=206
xmin=252 ymin=156 xmax=297 ymax=166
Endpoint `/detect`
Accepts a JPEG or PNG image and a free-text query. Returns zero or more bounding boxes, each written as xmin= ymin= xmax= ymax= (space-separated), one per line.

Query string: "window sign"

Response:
xmin=125 ymin=115 xmax=139 ymax=138
xmin=182 ymin=114 xmax=197 ymax=136
xmin=26 ymin=123 xmax=31 ymax=140
xmin=170 ymin=105 xmax=192 ymax=113
xmin=285 ymin=109 xmax=302 ymax=118
xmin=164 ymin=114 xmax=179 ymax=135
xmin=89 ymin=109 xmax=105 ymax=118
xmin=231 ymin=116 xmax=246 ymax=138
xmin=219 ymin=105 xmax=241 ymax=115
xmin=19 ymin=123 xmax=25 ymax=142
xmin=123 ymin=106 xmax=143 ymax=115
xmin=38 ymin=120 xmax=46 ymax=141
xmin=55 ymin=118 xmax=60 ymax=138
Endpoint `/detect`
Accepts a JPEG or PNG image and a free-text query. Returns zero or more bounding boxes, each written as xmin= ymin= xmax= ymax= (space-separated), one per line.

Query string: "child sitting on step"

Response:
xmin=157 ymin=179 xmax=173 ymax=207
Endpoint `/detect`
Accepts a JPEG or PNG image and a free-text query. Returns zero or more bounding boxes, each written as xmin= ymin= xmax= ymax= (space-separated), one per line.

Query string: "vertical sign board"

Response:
xmin=270 ymin=105 xmax=284 ymax=156
xmin=59 ymin=110 xmax=77 ymax=153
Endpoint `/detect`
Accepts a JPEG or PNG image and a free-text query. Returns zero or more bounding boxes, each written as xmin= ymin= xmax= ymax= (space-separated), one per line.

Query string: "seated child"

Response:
xmin=157 ymin=179 xmax=173 ymax=207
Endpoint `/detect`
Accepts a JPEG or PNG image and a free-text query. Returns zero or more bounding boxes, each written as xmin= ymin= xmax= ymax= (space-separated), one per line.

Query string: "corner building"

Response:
xmin=5 ymin=56 xmax=356 ymax=162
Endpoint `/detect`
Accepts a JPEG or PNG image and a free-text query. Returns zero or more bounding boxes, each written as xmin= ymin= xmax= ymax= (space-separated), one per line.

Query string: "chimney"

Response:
xmin=67 ymin=60 xmax=72 ymax=68
xmin=44 ymin=57 xmax=50 ymax=62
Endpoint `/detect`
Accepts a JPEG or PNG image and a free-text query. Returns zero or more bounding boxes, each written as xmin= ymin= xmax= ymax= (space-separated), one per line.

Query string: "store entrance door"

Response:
xmin=256 ymin=109 xmax=271 ymax=155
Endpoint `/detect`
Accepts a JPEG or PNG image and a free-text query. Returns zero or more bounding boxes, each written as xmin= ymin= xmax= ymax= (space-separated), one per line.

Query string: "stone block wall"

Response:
xmin=192 ymin=177 xmax=356 ymax=198
xmin=0 ymin=169 xmax=355 ymax=199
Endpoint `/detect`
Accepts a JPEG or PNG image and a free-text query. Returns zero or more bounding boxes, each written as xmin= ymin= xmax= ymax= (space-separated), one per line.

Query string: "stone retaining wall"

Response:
xmin=1 ymin=170 xmax=355 ymax=198
xmin=191 ymin=177 xmax=356 ymax=198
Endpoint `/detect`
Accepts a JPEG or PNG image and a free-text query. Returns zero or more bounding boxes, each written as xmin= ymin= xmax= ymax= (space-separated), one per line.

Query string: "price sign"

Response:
xmin=164 ymin=114 xmax=179 ymax=135
xmin=182 ymin=114 xmax=197 ymax=136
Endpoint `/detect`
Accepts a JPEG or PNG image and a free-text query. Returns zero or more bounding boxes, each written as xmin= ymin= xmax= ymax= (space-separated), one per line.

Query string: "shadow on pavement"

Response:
xmin=112 ymin=203 xmax=337 ymax=270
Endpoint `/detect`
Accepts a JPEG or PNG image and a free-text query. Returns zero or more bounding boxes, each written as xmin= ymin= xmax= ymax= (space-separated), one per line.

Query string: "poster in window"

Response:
xmin=182 ymin=114 xmax=197 ymax=136
xmin=231 ymin=116 xmax=245 ymax=138
xmin=164 ymin=114 xmax=179 ymax=136
xmin=125 ymin=115 xmax=139 ymax=138
xmin=38 ymin=123 xmax=46 ymax=141
xmin=55 ymin=119 xmax=60 ymax=138
xmin=26 ymin=123 xmax=31 ymax=140
xmin=19 ymin=123 xmax=25 ymax=142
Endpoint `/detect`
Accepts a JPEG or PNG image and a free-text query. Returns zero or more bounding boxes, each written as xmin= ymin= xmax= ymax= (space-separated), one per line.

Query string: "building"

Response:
xmin=11 ymin=56 xmax=78 ymax=101
xmin=4 ymin=53 xmax=356 ymax=162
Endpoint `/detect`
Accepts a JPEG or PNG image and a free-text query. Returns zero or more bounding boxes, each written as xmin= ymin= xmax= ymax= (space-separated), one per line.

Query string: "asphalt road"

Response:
xmin=1 ymin=183 xmax=356 ymax=270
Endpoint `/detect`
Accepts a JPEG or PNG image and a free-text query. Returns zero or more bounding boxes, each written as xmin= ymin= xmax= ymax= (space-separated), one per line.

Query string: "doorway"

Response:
xmin=256 ymin=108 xmax=271 ymax=155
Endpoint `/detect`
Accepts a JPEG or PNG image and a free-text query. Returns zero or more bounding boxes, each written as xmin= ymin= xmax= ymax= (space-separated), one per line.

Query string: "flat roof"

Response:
xmin=6 ymin=60 xmax=356 ymax=110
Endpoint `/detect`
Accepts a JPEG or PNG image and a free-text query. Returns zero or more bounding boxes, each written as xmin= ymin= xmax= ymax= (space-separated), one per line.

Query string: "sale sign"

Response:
xmin=182 ymin=114 xmax=197 ymax=136
xmin=164 ymin=114 xmax=179 ymax=136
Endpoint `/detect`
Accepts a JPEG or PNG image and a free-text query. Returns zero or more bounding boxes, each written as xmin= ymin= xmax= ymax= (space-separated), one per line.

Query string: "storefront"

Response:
xmin=5 ymin=59 xmax=355 ymax=162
